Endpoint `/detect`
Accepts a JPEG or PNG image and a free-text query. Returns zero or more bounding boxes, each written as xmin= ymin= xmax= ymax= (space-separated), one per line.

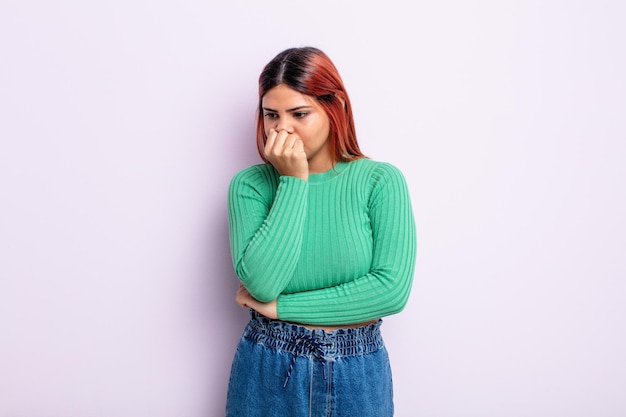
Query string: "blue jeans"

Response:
xmin=226 ymin=311 xmax=394 ymax=417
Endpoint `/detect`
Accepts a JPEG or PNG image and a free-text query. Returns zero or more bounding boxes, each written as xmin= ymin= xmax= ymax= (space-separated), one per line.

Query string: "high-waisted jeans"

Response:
xmin=226 ymin=310 xmax=394 ymax=417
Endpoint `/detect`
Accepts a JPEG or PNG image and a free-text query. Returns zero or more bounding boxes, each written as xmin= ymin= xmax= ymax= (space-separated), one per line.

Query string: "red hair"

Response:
xmin=255 ymin=47 xmax=365 ymax=163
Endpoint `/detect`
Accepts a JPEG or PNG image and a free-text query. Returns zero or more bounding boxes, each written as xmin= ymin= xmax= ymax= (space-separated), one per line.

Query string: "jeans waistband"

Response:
xmin=243 ymin=310 xmax=385 ymax=359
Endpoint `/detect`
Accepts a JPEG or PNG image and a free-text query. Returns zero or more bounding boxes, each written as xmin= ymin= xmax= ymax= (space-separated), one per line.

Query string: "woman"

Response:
xmin=226 ymin=46 xmax=416 ymax=417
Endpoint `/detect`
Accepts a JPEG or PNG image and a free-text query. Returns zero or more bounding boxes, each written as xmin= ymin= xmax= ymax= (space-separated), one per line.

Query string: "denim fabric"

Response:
xmin=226 ymin=311 xmax=393 ymax=417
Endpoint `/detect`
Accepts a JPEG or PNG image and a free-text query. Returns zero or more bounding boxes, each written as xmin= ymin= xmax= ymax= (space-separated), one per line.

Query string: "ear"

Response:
xmin=334 ymin=94 xmax=346 ymax=109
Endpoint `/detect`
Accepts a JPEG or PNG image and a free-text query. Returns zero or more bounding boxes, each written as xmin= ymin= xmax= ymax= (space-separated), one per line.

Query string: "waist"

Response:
xmin=297 ymin=319 xmax=380 ymax=332
xmin=245 ymin=310 xmax=384 ymax=358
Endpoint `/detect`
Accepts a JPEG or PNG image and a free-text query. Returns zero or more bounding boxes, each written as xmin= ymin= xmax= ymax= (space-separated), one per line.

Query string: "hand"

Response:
xmin=264 ymin=129 xmax=308 ymax=181
xmin=236 ymin=284 xmax=278 ymax=319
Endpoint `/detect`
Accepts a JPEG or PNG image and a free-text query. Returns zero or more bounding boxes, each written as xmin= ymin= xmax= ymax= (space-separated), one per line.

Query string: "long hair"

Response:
xmin=256 ymin=47 xmax=365 ymax=163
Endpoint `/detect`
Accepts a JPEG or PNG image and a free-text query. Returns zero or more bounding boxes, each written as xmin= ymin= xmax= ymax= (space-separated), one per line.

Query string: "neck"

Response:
xmin=308 ymin=159 xmax=336 ymax=174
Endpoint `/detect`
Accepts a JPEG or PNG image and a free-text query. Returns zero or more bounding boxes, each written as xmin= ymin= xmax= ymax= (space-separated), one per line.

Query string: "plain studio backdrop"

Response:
xmin=1 ymin=1 xmax=625 ymax=416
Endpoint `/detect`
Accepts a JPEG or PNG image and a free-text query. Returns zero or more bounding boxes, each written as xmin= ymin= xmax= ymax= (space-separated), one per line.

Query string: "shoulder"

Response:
xmin=348 ymin=158 xmax=408 ymax=185
xmin=229 ymin=163 xmax=280 ymax=193
xmin=230 ymin=163 xmax=278 ymax=183
xmin=346 ymin=159 xmax=410 ymax=207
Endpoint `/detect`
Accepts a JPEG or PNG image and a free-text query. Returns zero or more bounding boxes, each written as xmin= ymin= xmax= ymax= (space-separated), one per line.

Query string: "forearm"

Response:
xmin=229 ymin=173 xmax=308 ymax=301
xmin=276 ymin=263 xmax=415 ymax=326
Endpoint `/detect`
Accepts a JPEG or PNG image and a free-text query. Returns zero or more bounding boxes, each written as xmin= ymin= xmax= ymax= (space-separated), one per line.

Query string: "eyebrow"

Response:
xmin=262 ymin=105 xmax=313 ymax=113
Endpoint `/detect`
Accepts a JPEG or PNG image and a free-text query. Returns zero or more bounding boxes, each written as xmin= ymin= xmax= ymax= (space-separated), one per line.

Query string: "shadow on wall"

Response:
xmin=194 ymin=210 xmax=249 ymax=415
xmin=197 ymin=103 xmax=259 ymax=415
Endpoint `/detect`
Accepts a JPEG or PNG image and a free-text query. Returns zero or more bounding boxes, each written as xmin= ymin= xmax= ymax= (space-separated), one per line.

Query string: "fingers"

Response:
xmin=263 ymin=129 xmax=308 ymax=179
xmin=235 ymin=285 xmax=279 ymax=319
xmin=292 ymin=137 xmax=304 ymax=155
xmin=235 ymin=284 xmax=251 ymax=308
xmin=264 ymin=129 xmax=298 ymax=159
xmin=264 ymin=129 xmax=278 ymax=157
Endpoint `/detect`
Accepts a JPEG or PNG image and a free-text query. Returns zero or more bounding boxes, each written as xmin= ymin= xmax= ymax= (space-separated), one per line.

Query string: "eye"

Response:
xmin=293 ymin=112 xmax=309 ymax=118
xmin=264 ymin=113 xmax=278 ymax=119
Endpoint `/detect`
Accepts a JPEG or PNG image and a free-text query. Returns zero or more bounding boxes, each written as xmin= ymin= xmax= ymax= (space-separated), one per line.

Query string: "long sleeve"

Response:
xmin=228 ymin=165 xmax=308 ymax=302
xmin=276 ymin=163 xmax=417 ymax=325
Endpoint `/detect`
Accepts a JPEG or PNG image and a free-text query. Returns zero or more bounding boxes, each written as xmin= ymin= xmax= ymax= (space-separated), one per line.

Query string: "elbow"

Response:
xmin=247 ymin=286 xmax=280 ymax=303
xmin=235 ymin=262 xmax=282 ymax=303
xmin=379 ymin=270 xmax=414 ymax=316
xmin=382 ymin=290 xmax=411 ymax=316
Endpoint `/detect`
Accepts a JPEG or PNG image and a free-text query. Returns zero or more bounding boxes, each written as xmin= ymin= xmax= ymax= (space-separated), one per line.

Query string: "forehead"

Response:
xmin=262 ymin=84 xmax=317 ymax=108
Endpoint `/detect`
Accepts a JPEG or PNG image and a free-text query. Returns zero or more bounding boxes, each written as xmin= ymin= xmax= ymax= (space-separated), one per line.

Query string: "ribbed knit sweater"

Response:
xmin=227 ymin=158 xmax=417 ymax=325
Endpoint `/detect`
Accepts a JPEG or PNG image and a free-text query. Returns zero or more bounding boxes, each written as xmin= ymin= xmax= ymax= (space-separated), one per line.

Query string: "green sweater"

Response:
xmin=227 ymin=158 xmax=417 ymax=325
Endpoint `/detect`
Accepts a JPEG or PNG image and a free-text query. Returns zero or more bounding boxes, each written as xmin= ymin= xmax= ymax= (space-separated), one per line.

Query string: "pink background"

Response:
xmin=1 ymin=1 xmax=625 ymax=416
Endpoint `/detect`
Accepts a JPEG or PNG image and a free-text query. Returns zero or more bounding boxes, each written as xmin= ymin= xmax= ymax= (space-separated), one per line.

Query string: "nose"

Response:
xmin=276 ymin=117 xmax=293 ymax=133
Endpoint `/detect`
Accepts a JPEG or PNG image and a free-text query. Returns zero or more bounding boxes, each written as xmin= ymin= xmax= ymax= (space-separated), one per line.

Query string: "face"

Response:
xmin=261 ymin=84 xmax=333 ymax=173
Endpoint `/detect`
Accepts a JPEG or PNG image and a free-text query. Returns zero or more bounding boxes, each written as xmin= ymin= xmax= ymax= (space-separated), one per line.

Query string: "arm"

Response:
xmin=228 ymin=167 xmax=308 ymax=302
xmin=276 ymin=164 xmax=417 ymax=325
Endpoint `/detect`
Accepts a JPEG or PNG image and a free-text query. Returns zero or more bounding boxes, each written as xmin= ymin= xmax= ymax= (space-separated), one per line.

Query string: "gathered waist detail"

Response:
xmin=244 ymin=310 xmax=384 ymax=359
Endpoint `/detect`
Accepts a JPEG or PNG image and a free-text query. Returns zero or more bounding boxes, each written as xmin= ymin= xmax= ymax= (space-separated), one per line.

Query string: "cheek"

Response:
xmin=308 ymin=117 xmax=329 ymax=140
xmin=318 ymin=122 xmax=331 ymax=141
xmin=318 ymin=114 xmax=331 ymax=138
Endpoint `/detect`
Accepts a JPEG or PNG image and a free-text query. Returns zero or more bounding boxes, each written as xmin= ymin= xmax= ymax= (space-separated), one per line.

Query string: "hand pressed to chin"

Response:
xmin=264 ymin=129 xmax=308 ymax=181
xmin=236 ymin=284 xmax=278 ymax=319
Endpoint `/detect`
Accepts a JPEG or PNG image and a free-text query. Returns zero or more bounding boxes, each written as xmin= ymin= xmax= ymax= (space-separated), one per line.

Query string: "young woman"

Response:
xmin=226 ymin=46 xmax=417 ymax=417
